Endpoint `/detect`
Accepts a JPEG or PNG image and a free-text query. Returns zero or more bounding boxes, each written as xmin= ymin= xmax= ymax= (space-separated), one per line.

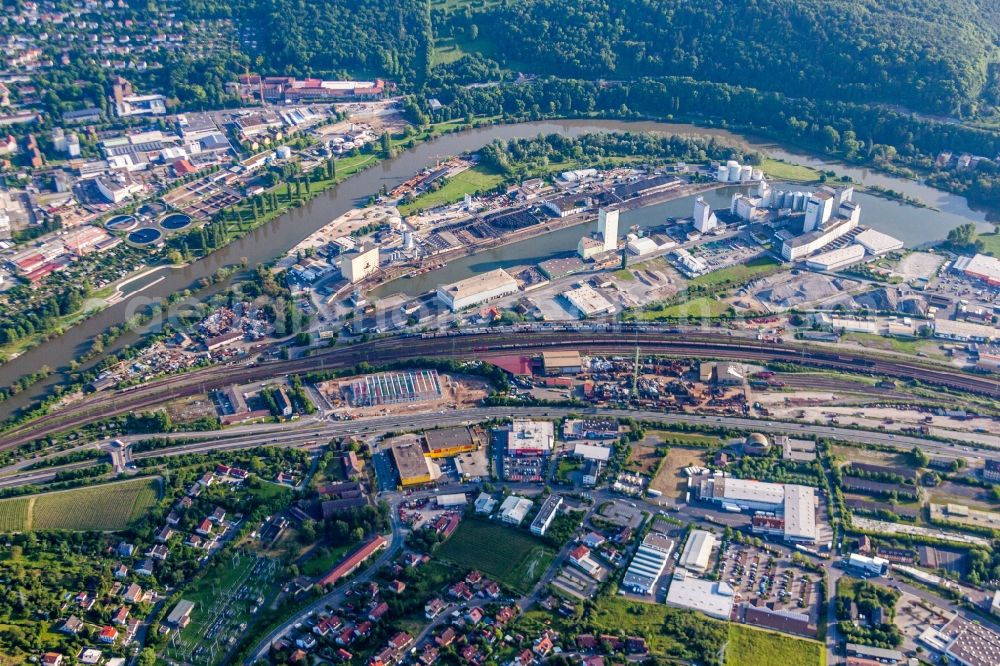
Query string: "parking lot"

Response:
xmin=719 ymin=542 xmax=820 ymax=617
xmin=694 ymin=236 xmax=765 ymax=272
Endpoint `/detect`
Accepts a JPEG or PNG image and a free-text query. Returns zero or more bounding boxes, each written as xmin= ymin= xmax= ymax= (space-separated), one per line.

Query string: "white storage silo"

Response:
xmin=717 ymin=165 xmax=729 ymax=182
xmin=740 ymin=165 xmax=753 ymax=182
xmin=793 ymin=191 xmax=806 ymax=211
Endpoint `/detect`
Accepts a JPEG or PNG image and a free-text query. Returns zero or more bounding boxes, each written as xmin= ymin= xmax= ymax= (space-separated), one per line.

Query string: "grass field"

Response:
xmin=398 ymin=164 xmax=504 ymax=215
xmin=634 ymin=296 xmax=731 ymax=320
xmin=761 ymin=158 xmax=821 ymax=183
xmin=438 ymin=518 xmax=555 ymax=593
xmin=726 ymin=624 xmax=826 ymax=666
xmin=689 ymin=256 xmax=782 ymax=289
xmin=590 ymin=596 xmax=728 ymax=658
xmin=0 ymin=478 xmax=159 ymax=532
xmin=977 ymin=231 xmax=1000 ymax=257
xmin=300 ymin=543 xmax=353 ymax=577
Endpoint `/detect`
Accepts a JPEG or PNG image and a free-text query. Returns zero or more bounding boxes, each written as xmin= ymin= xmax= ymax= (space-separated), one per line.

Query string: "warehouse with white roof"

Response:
xmin=700 ymin=476 xmax=786 ymax=512
xmin=436 ymin=269 xmax=519 ymax=311
xmin=854 ymin=228 xmax=904 ymax=255
xmin=954 ymin=253 xmax=1000 ymax=287
xmin=563 ymin=284 xmax=616 ymax=318
xmin=805 ymin=244 xmax=866 ymax=271
xmin=665 ymin=569 xmax=736 ymax=620
xmin=679 ymin=529 xmax=716 ymax=573
xmin=622 ymin=532 xmax=674 ymax=594
xmin=783 ymin=485 xmax=818 ymax=543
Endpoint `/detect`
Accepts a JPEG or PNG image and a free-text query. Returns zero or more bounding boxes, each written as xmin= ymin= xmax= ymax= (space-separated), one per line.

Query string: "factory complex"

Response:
xmin=695 ymin=475 xmax=818 ymax=544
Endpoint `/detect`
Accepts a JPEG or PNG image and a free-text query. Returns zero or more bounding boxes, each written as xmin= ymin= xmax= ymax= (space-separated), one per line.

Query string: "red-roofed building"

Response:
xmin=486 ymin=355 xmax=534 ymax=377
xmin=41 ymin=653 xmax=63 ymax=666
xmin=99 ymin=626 xmax=118 ymax=643
xmin=318 ymin=535 xmax=388 ymax=587
xmin=173 ymin=159 xmax=197 ymax=176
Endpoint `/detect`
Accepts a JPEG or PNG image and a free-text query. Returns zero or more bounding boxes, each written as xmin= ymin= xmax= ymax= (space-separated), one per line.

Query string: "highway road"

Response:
xmin=2 ymin=328 xmax=997 ymax=452
xmin=0 ymin=406 xmax=989 ymax=491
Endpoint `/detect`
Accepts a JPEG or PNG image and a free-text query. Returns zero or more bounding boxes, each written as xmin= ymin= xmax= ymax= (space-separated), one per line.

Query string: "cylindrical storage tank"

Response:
xmin=740 ymin=165 xmax=753 ymax=182
xmin=751 ymin=168 xmax=763 ymax=181
xmin=717 ymin=166 xmax=729 ymax=182
xmin=726 ymin=160 xmax=740 ymax=168
xmin=403 ymin=231 xmax=414 ymax=249
xmin=794 ymin=192 xmax=807 ymax=210
xmin=727 ymin=164 xmax=742 ymax=182
xmin=389 ymin=216 xmax=402 ymax=230
xmin=782 ymin=191 xmax=794 ymax=208
xmin=276 ymin=145 xmax=291 ymax=159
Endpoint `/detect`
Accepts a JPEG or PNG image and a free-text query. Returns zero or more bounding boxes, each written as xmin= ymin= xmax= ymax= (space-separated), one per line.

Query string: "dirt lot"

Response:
xmin=627 ymin=443 xmax=661 ymax=476
xmin=830 ymin=444 xmax=903 ymax=467
xmin=892 ymin=252 xmax=944 ymax=282
xmin=164 ymin=393 xmax=217 ymax=425
xmin=927 ymin=481 xmax=1000 ymax=510
xmin=650 ymin=447 xmax=705 ymax=499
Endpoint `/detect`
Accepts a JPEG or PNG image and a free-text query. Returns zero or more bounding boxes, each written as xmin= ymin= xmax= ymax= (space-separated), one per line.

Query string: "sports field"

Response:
xmin=725 ymin=624 xmax=826 ymax=666
xmin=438 ymin=518 xmax=555 ymax=593
xmin=0 ymin=477 xmax=159 ymax=532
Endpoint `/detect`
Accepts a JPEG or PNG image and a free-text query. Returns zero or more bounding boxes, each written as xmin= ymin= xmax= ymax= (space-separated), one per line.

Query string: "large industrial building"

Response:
xmin=697 ymin=476 xmax=818 ymax=544
xmin=954 ymin=253 xmax=1000 ymax=287
xmin=918 ymin=616 xmax=1000 ymax=666
xmin=698 ymin=476 xmax=786 ymax=512
xmin=665 ymin=569 xmax=736 ymax=620
xmin=933 ymin=319 xmax=999 ymax=342
xmin=340 ymin=245 xmax=380 ymax=283
xmin=782 ymin=208 xmax=861 ymax=261
xmin=783 ymin=484 xmax=818 ymax=543
xmin=389 ymin=440 xmax=433 ymax=487
xmin=563 ymin=284 xmax=615 ymax=318
xmin=542 ymin=350 xmax=582 ymax=375
xmin=780 ymin=186 xmax=861 ymax=260
xmin=436 ymin=269 xmax=519 ymax=311
xmin=804 ymin=244 xmax=866 ymax=272
xmin=505 ymin=419 xmax=554 ymax=455
xmin=622 ymin=532 xmax=674 ymax=595
xmin=854 ymin=228 xmax=904 ymax=256
xmin=679 ymin=530 xmax=716 ymax=573
xmin=423 ymin=426 xmax=479 ymax=458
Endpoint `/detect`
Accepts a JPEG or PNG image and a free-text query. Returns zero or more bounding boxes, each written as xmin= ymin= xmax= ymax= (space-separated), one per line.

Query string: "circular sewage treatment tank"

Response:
xmin=105 ymin=214 xmax=138 ymax=231
xmin=137 ymin=202 xmax=166 ymax=217
xmin=128 ymin=228 xmax=162 ymax=245
xmin=160 ymin=213 xmax=192 ymax=230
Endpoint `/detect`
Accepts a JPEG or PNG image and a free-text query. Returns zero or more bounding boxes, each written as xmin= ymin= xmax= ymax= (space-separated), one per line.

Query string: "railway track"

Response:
xmin=0 ymin=331 xmax=996 ymax=450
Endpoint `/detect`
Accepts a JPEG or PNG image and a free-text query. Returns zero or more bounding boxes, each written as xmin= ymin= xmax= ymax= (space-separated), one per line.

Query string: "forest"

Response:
xmin=419 ymin=74 xmax=1000 ymax=209
xmin=447 ymin=0 xmax=999 ymax=117
xmin=183 ymin=0 xmax=433 ymax=87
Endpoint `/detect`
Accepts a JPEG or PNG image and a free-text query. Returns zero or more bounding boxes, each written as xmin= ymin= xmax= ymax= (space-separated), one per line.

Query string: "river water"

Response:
xmin=0 ymin=119 xmax=993 ymax=418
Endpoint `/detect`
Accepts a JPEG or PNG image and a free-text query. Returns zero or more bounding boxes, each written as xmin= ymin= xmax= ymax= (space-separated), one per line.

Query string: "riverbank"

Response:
xmin=0 ymin=117 xmax=993 ymax=421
